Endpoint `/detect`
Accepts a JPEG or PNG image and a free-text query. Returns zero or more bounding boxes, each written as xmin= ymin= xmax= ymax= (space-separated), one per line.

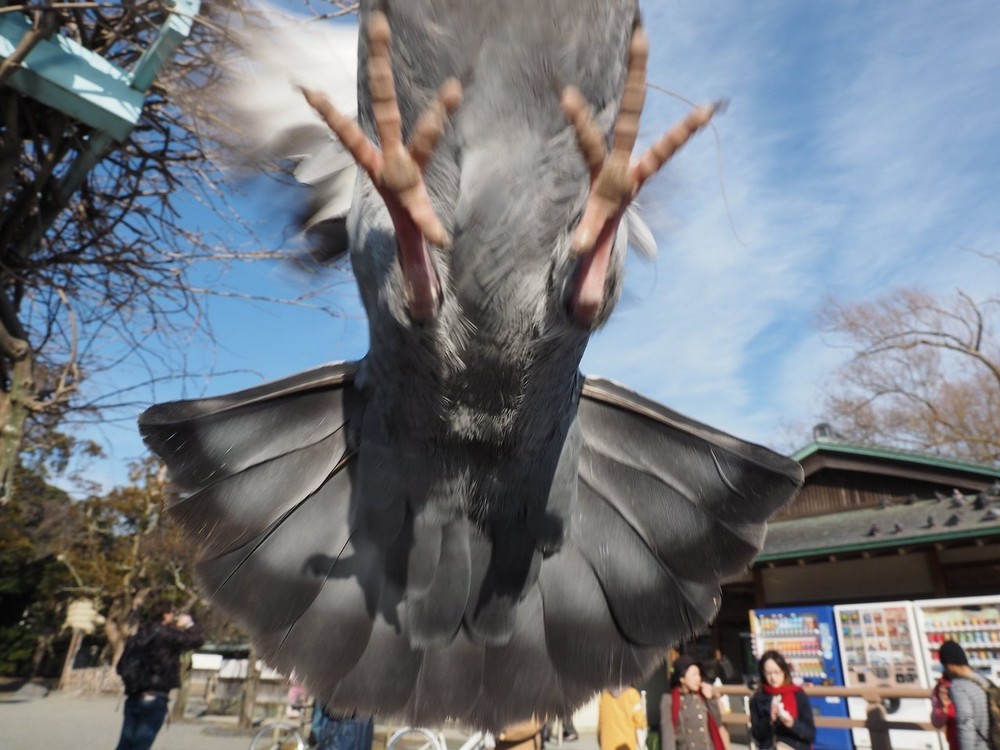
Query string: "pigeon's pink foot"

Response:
xmin=304 ymin=12 xmax=462 ymax=322
xmin=562 ymin=26 xmax=717 ymax=327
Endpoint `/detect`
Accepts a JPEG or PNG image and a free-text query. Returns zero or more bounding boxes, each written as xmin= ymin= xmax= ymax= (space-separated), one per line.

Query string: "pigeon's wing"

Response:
xmin=137 ymin=365 xmax=800 ymax=727
xmin=137 ymin=362 xmax=371 ymax=668
xmin=138 ymin=363 xmax=487 ymax=724
xmin=538 ymin=375 xmax=803 ymax=688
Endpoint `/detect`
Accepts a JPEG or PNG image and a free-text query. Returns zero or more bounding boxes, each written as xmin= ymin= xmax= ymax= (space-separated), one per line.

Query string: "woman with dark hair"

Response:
xmin=749 ymin=651 xmax=815 ymax=750
xmin=660 ymin=656 xmax=726 ymax=750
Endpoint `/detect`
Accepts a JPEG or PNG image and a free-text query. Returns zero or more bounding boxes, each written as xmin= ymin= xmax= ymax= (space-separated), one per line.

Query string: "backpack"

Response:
xmin=976 ymin=677 xmax=1000 ymax=750
xmin=116 ymin=634 xmax=146 ymax=695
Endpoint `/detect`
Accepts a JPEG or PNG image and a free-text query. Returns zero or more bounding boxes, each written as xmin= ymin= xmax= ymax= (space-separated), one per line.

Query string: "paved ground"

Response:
xmin=0 ymin=692 xmax=604 ymax=750
xmin=2 ymin=693 xmax=262 ymax=750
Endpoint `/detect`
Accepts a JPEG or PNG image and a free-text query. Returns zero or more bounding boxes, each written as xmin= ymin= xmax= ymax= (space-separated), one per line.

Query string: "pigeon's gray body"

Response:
xmin=141 ymin=0 xmax=802 ymax=730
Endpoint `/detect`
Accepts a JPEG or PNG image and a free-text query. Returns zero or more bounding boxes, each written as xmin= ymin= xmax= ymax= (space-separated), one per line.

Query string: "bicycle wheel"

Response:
xmin=386 ymin=726 xmax=446 ymax=750
xmin=249 ymin=721 xmax=305 ymax=750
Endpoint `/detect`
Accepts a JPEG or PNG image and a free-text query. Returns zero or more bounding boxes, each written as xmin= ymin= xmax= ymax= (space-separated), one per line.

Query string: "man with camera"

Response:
xmin=114 ymin=599 xmax=204 ymax=750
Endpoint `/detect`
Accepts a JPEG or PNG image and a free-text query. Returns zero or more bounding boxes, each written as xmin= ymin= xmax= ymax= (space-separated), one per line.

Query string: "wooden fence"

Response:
xmin=715 ymin=684 xmax=938 ymax=750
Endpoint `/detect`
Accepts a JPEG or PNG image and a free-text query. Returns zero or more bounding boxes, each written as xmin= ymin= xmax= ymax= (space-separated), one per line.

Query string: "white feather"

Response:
xmin=626 ymin=205 xmax=658 ymax=258
xmin=210 ymin=3 xmax=360 ymax=227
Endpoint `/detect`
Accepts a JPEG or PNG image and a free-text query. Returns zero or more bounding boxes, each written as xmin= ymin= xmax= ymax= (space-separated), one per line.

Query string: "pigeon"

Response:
xmin=140 ymin=1 xmax=802 ymax=729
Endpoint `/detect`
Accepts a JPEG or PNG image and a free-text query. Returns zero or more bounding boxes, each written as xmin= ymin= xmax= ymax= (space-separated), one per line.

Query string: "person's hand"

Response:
xmin=176 ymin=614 xmax=194 ymax=629
xmin=778 ymin=708 xmax=794 ymax=728
xmin=936 ymin=684 xmax=951 ymax=707
xmin=700 ymin=683 xmax=714 ymax=700
xmin=770 ymin=698 xmax=782 ymax=723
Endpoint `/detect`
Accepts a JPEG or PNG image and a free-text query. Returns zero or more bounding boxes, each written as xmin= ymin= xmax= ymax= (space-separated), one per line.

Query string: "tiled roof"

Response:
xmin=760 ymin=491 xmax=1000 ymax=561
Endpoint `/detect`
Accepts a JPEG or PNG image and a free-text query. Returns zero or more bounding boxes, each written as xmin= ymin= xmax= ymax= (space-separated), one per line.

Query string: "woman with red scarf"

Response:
xmin=749 ymin=651 xmax=815 ymax=750
xmin=660 ymin=656 xmax=727 ymax=750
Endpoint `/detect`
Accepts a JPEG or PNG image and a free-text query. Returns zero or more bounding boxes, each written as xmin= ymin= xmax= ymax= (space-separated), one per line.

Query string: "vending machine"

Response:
xmin=834 ymin=602 xmax=941 ymax=750
xmin=913 ymin=595 xmax=1000 ymax=683
xmin=750 ymin=606 xmax=853 ymax=750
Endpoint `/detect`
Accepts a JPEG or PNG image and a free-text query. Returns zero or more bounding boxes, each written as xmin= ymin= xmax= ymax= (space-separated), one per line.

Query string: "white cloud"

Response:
xmin=585 ymin=0 xmax=1000 ymax=452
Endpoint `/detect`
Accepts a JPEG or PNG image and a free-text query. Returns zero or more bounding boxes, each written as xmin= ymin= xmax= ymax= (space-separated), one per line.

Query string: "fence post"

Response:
xmin=865 ymin=697 xmax=892 ymax=750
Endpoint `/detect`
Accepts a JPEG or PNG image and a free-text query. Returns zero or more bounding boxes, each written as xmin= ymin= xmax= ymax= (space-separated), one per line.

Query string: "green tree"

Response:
xmin=0 ymin=459 xmax=76 ymax=676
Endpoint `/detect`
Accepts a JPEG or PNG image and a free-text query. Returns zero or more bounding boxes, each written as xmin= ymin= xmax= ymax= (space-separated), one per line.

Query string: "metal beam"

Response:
xmin=129 ymin=0 xmax=200 ymax=91
xmin=0 ymin=11 xmax=143 ymax=141
xmin=0 ymin=0 xmax=201 ymax=141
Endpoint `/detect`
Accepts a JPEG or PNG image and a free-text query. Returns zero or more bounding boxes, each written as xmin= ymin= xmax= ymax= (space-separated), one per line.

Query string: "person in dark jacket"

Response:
xmin=749 ymin=651 xmax=815 ymax=750
xmin=114 ymin=599 xmax=204 ymax=750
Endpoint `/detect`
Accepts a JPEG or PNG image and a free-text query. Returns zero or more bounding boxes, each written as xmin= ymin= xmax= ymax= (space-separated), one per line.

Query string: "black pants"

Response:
xmin=115 ymin=693 xmax=169 ymax=750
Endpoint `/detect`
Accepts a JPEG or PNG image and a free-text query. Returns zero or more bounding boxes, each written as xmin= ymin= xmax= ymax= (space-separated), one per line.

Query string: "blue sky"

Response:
xmin=70 ymin=0 xmax=1000 ymax=491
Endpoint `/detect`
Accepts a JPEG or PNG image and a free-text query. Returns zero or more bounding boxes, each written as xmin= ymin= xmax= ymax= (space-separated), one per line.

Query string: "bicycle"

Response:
xmin=248 ymin=702 xmax=313 ymax=750
xmin=386 ymin=726 xmax=488 ymax=750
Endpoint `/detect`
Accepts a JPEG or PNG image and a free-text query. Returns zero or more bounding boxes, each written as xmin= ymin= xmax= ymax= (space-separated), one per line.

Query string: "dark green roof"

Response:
xmin=792 ymin=439 xmax=1000 ymax=478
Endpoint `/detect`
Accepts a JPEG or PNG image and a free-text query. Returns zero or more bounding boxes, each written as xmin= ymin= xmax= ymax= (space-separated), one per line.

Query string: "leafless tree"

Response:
xmin=0 ymin=1 xmax=358 ymax=500
xmin=819 ymin=256 xmax=1000 ymax=464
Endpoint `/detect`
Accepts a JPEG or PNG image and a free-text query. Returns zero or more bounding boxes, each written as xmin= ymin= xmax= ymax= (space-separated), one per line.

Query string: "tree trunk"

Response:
xmin=30 ymin=632 xmax=54 ymax=678
xmin=0 ymin=354 xmax=34 ymax=503
xmin=105 ymin=615 xmax=126 ymax=666
xmin=58 ymin=628 xmax=83 ymax=691
xmin=171 ymin=651 xmax=193 ymax=721
xmin=239 ymin=644 xmax=260 ymax=729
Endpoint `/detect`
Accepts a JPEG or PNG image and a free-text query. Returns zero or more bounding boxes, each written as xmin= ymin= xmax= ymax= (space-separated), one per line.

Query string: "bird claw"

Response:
xmin=303 ymin=11 xmax=463 ymax=321
xmin=561 ymin=25 xmax=718 ymax=327
xmin=564 ymin=26 xmax=718 ymax=259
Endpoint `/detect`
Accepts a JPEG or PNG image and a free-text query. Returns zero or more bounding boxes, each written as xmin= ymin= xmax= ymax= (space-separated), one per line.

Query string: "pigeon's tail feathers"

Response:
xmin=406 ymin=517 xmax=473 ymax=648
xmin=539 ymin=539 xmax=665 ymax=696
xmin=464 ymin=522 xmax=543 ymax=648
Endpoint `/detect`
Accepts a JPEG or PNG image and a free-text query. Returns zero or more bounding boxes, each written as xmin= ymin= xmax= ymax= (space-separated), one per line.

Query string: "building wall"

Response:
xmin=747 ymin=539 xmax=1000 ymax=607
xmin=777 ymin=468 xmax=991 ymax=520
xmin=758 ymin=554 xmax=936 ymax=604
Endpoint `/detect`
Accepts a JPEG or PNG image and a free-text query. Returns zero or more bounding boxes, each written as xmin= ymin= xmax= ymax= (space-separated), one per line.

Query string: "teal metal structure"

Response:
xmin=0 ymin=0 xmax=200 ymax=141
xmin=0 ymin=0 xmax=201 ymax=260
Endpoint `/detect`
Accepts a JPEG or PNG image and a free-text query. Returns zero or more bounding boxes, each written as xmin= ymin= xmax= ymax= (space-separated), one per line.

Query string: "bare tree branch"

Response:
xmin=819 ymin=271 xmax=1000 ymax=464
xmin=1 ymin=1 xmax=360 ymax=498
